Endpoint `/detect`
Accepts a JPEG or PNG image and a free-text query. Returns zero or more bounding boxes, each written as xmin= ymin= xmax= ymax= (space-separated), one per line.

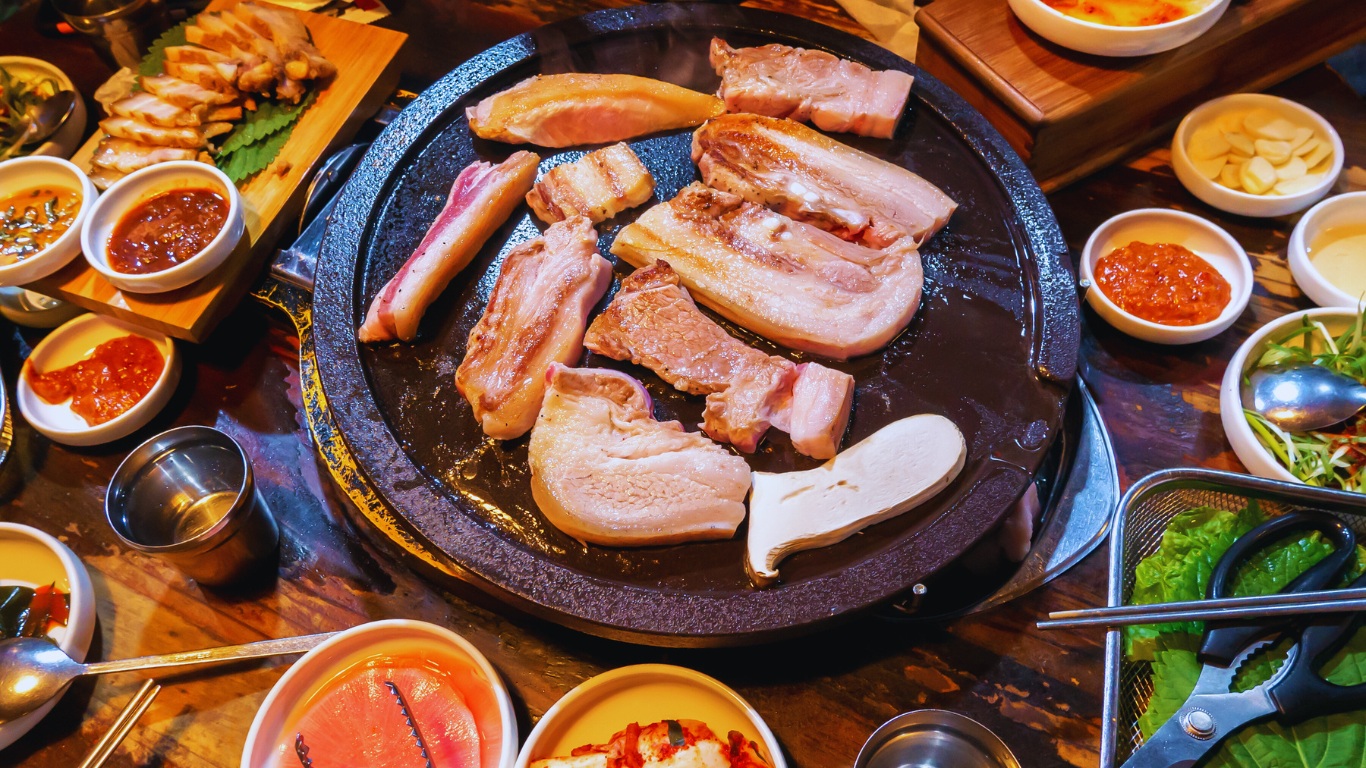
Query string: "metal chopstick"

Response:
xmin=1047 ymin=586 xmax=1366 ymax=619
xmin=77 ymin=679 xmax=160 ymax=768
xmin=1038 ymin=593 xmax=1366 ymax=630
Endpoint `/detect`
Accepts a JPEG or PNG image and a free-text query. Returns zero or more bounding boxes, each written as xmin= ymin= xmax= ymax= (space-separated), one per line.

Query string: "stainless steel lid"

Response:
xmin=855 ymin=710 xmax=1021 ymax=768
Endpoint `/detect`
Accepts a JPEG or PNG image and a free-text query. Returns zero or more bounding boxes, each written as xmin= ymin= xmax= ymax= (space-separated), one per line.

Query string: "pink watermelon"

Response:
xmin=291 ymin=661 xmax=482 ymax=768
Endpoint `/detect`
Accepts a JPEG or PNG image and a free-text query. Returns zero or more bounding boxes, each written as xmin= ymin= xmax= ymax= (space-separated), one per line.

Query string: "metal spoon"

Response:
xmin=0 ymin=631 xmax=336 ymax=724
xmin=1243 ymin=363 xmax=1366 ymax=432
xmin=1 ymin=90 xmax=77 ymax=158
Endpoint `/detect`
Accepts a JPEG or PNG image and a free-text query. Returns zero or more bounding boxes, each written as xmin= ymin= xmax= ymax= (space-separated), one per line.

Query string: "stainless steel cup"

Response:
xmin=50 ymin=0 xmax=169 ymax=70
xmin=855 ymin=710 xmax=1020 ymax=768
xmin=106 ymin=426 xmax=279 ymax=587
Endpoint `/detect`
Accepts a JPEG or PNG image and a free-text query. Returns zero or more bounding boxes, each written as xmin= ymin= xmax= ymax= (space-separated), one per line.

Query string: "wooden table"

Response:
xmin=3 ymin=0 xmax=1364 ymax=765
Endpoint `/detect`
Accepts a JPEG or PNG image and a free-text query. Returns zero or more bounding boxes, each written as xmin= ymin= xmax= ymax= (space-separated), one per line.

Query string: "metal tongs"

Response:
xmin=1119 ymin=511 xmax=1366 ymax=768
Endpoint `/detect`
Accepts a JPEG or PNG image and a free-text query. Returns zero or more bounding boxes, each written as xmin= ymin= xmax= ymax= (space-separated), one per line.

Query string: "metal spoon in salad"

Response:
xmin=0 ymin=90 xmax=76 ymax=160
xmin=1244 ymin=362 xmax=1366 ymax=432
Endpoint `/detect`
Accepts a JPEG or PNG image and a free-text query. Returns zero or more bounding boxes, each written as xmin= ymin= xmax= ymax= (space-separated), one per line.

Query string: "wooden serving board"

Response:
xmin=916 ymin=0 xmax=1366 ymax=192
xmin=37 ymin=0 xmax=406 ymax=342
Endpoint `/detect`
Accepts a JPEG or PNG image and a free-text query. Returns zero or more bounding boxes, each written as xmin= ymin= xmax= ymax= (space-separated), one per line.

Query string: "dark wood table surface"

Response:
xmin=2 ymin=0 xmax=1364 ymax=765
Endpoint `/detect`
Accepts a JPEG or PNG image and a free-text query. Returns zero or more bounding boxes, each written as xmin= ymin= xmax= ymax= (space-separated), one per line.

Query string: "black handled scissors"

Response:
xmin=1121 ymin=511 xmax=1366 ymax=768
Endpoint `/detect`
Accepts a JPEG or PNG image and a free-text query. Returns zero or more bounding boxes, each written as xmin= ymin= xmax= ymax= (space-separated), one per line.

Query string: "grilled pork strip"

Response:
xmin=466 ymin=73 xmax=724 ymax=147
xmin=455 ymin=216 xmax=611 ymax=440
xmin=525 ymin=142 xmax=655 ymax=224
xmin=610 ymin=184 xmax=923 ymax=360
xmin=584 ymin=261 xmax=852 ymax=458
xmin=528 ymin=364 xmax=751 ymax=547
xmin=692 ymin=113 xmax=956 ymax=248
xmin=359 ymin=151 xmax=540 ymax=343
xmin=710 ymin=38 xmax=913 ymax=139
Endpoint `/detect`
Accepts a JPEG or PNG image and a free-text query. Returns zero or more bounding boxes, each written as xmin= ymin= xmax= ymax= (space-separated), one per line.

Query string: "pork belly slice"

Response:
xmin=692 ymin=114 xmax=956 ymax=249
xmin=611 ymin=184 xmax=923 ymax=360
xmin=232 ymin=2 xmax=336 ymax=82
xmin=525 ymin=143 xmax=654 ymax=224
xmin=710 ymin=38 xmax=913 ymax=139
xmin=528 ymin=364 xmax=751 ymax=547
xmin=162 ymin=47 xmax=241 ymax=90
xmin=108 ymin=92 xmax=204 ymax=128
xmin=584 ymin=261 xmax=853 ymax=458
xmin=140 ymin=74 xmax=239 ymax=108
xmin=359 ymin=151 xmax=540 ymax=343
xmin=455 ymin=216 xmax=612 ymax=440
xmin=91 ymin=137 xmax=198 ymax=175
xmin=99 ymin=116 xmax=206 ymax=149
xmin=466 ymin=73 xmax=724 ymax=148
xmin=747 ymin=414 xmax=966 ymax=586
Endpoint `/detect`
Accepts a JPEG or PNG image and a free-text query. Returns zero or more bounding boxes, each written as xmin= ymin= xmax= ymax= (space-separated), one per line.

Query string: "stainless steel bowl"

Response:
xmin=855 ymin=710 xmax=1020 ymax=768
xmin=105 ymin=426 xmax=279 ymax=586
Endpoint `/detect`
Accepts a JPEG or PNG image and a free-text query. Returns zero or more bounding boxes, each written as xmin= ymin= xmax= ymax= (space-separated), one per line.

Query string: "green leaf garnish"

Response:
xmin=217 ymin=119 xmax=300 ymax=184
xmin=216 ymin=90 xmax=316 ymax=158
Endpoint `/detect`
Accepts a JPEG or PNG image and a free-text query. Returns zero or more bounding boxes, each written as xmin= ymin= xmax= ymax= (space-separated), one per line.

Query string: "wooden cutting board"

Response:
xmin=37 ymin=0 xmax=405 ymax=342
xmin=916 ymin=0 xmax=1366 ymax=192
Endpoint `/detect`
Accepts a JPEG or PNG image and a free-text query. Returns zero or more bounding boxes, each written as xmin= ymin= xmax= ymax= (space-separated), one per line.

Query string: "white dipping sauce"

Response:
xmin=1309 ymin=224 xmax=1366 ymax=301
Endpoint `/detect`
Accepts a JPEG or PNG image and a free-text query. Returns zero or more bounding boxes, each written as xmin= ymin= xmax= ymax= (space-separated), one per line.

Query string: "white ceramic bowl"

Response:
xmin=81 ymin=161 xmax=244 ymax=294
xmin=0 ymin=156 xmax=98 ymax=286
xmin=1219 ymin=307 xmax=1356 ymax=484
xmin=1172 ymin=94 xmax=1344 ymax=218
xmin=1080 ymin=208 xmax=1252 ymax=344
xmin=0 ymin=522 xmax=97 ymax=750
xmin=17 ymin=313 xmax=179 ymax=446
xmin=243 ymin=620 xmax=518 ymax=768
xmin=1288 ymin=192 xmax=1366 ymax=308
xmin=516 ymin=664 xmax=787 ymax=768
xmin=1007 ymin=0 xmax=1229 ymax=56
xmin=0 ymin=56 xmax=87 ymax=160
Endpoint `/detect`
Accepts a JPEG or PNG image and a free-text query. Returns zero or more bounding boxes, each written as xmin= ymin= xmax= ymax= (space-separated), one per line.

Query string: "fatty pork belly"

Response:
xmin=584 ymin=261 xmax=852 ymax=458
xmin=525 ymin=143 xmax=655 ymax=224
xmin=455 ymin=216 xmax=612 ymax=440
xmin=466 ymin=73 xmax=724 ymax=147
xmin=610 ymin=183 xmax=923 ymax=360
xmin=710 ymin=38 xmax=913 ymax=139
xmin=528 ymin=364 xmax=750 ymax=547
xmin=359 ymin=151 xmax=540 ymax=343
xmin=692 ymin=114 xmax=956 ymax=248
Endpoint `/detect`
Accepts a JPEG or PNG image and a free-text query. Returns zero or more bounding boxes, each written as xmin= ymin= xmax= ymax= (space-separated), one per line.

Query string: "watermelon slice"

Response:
xmin=292 ymin=662 xmax=482 ymax=767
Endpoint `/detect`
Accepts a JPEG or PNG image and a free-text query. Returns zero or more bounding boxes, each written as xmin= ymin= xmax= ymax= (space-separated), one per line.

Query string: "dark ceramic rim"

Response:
xmin=312 ymin=4 xmax=1079 ymax=644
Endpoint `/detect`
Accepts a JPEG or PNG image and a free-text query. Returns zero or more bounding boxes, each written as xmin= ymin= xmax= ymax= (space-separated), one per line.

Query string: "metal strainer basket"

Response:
xmin=1099 ymin=467 xmax=1366 ymax=768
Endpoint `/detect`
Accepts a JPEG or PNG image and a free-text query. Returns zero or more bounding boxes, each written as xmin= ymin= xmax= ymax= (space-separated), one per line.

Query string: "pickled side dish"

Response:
xmin=0 ymin=185 xmax=80 ymax=264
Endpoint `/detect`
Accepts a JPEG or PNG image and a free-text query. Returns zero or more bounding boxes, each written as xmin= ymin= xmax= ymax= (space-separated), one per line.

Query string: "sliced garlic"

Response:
xmin=1293 ymin=137 xmax=1321 ymax=158
xmin=1241 ymin=156 xmax=1277 ymax=194
xmin=1194 ymin=155 xmax=1227 ymax=180
xmin=1274 ymin=175 xmax=1322 ymax=196
xmin=1254 ymin=139 xmax=1292 ymax=165
xmin=1289 ymin=127 xmax=1314 ymax=150
xmin=1225 ymin=131 xmax=1255 ymax=156
xmin=1189 ymin=127 xmax=1232 ymax=161
xmin=1219 ymin=161 xmax=1243 ymax=189
xmin=1302 ymin=141 xmax=1333 ymax=170
xmin=1253 ymin=116 xmax=1298 ymax=142
xmin=1276 ymin=156 xmax=1307 ymax=181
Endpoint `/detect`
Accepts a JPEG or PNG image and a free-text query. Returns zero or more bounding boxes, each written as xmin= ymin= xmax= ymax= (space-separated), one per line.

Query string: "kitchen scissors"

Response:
xmin=1122 ymin=510 xmax=1366 ymax=768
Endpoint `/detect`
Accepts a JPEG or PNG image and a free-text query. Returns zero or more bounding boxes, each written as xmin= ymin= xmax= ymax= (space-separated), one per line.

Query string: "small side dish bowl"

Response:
xmin=516 ymin=664 xmax=787 ymax=768
xmin=80 ymin=161 xmax=244 ymax=294
xmin=17 ymin=313 xmax=179 ymax=446
xmin=0 ymin=522 xmax=97 ymax=750
xmin=1219 ymin=307 xmax=1354 ymax=484
xmin=0 ymin=156 xmax=98 ymax=286
xmin=0 ymin=56 xmax=87 ymax=160
xmin=1007 ymin=0 xmax=1229 ymax=57
xmin=1288 ymin=192 xmax=1366 ymax=308
xmin=1172 ymin=94 xmax=1343 ymax=218
xmin=242 ymin=620 xmax=518 ymax=768
xmin=1080 ymin=208 xmax=1251 ymax=344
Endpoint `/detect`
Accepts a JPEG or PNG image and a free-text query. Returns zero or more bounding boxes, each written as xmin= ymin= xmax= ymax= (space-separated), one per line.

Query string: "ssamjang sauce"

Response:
xmin=108 ymin=188 xmax=228 ymax=274
xmin=1094 ymin=241 xmax=1231 ymax=326
xmin=26 ymin=335 xmax=164 ymax=426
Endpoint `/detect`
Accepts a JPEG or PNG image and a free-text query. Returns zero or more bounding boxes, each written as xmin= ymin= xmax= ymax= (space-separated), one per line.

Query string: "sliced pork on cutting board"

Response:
xmin=692 ymin=114 xmax=956 ymax=248
xmin=529 ymin=364 xmax=751 ymax=547
xmin=584 ymin=261 xmax=853 ymax=458
xmin=455 ymin=216 xmax=611 ymax=440
xmin=466 ymin=73 xmax=724 ymax=148
xmin=746 ymin=414 xmax=966 ymax=586
xmin=359 ymin=151 xmax=540 ymax=343
xmin=709 ymin=38 xmax=913 ymax=139
xmin=611 ymin=183 xmax=923 ymax=360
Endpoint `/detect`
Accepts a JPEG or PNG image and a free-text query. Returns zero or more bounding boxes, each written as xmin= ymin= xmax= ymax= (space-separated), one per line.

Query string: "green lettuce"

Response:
xmin=1127 ymin=505 xmax=1366 ymax=768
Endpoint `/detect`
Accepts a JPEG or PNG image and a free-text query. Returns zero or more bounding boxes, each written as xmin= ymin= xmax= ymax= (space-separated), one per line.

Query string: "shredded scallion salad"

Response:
xmin=1244 ymin=308 xmax=1366 ymax=491
xmin=0 ymin=67 xmax=60 ymax=160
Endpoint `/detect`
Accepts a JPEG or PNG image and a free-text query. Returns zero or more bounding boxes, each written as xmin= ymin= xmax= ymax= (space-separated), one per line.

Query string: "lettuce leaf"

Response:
xmin=1128 ymin=504 xmax=1366 ymax=768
